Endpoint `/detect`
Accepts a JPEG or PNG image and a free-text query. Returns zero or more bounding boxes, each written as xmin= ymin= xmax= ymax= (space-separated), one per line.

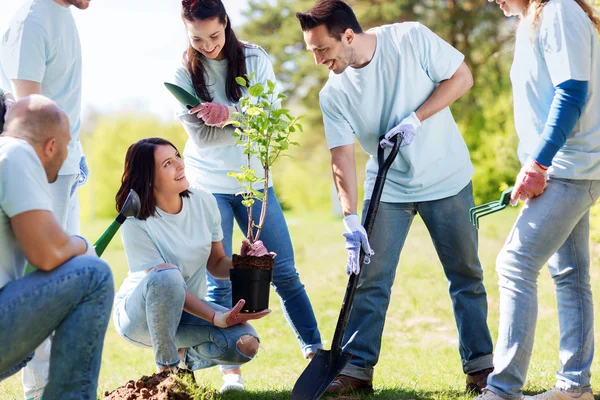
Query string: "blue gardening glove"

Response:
xmin=380 ymin=112 xmax=421 ymax=149
xmin=343 ymin=214 xmax=374 ymax=275
xmin=78 ymin=156 xmax=89 ymax=186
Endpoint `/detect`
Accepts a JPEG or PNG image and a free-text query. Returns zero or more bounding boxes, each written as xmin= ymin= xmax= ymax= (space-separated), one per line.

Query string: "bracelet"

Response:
xmin=211 ymin=312 xmax=216 ymax=325
xmin=533 ymin=160 xmax=549 ymax=171
xmin=74 ymin=235 xmax=88 ymax=253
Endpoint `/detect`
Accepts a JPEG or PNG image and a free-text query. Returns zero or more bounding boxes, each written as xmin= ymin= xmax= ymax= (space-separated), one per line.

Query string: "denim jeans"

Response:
xmin=341 ymin=182 xmax=493 ymax=381
xmin=0 ymin=255 xmax=113 ymax=400
xmin=487 ymin=178 xmax=599 ymax=399
xmin=114 ymin=266 xmax=260 ymax=370
xmin=23 ymin=173 xmax=81 ymax=399
xmin=209 ymin=187 xmax=322 ymax=358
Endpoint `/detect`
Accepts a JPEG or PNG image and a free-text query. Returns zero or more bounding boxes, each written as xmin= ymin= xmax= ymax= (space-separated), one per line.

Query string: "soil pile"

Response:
xmin=102 ymin=370 xmax=197 ymax=400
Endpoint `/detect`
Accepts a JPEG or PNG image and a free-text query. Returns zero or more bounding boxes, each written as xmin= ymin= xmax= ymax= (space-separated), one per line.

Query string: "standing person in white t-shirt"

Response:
xmin=113 ymin=138 xmax=270 ymax=384
xmin=0 ymin=1 xmax=93 ymax=398
xmin=297 ymin=0 xmax=494 ymax=395
xmin=479 ymin=1 xmax=600 ymax=400
xmin=0 ymin=95 xmax=113 ymax=399
xmin=167 ymin=0 xmax=323 ymax=391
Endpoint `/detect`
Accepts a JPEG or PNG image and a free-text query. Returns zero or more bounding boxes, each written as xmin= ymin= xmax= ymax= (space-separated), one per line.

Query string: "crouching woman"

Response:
xmin=113 ymin=137 xmax=270 ymax=374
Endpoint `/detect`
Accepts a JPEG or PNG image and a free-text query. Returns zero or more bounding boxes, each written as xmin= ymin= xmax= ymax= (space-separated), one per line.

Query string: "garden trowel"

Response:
xmin=164 ymin=82 xmax=201 ymax=110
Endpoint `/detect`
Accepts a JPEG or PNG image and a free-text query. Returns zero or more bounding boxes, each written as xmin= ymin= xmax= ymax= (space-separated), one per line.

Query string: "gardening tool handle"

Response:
xmin=331 ymin=135 xmax=401 ymax=351
xmin=93 ymin=218 xmax=123 ymax=256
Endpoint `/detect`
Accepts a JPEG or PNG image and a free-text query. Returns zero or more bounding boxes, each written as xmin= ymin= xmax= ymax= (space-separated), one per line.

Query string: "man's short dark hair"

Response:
xmin=296 ymin=0 xmax=363 ymax=40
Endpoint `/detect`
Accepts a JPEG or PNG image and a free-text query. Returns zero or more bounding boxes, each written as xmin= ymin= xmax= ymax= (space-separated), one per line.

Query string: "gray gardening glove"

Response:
xmin=380 ymin=112 xmax=421 ymax=149
xmin=343 ymin=214 xmax=374 ymax=275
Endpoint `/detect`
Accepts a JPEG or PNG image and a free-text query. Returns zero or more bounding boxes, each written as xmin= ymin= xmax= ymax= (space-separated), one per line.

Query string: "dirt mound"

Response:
xmin=102 ymin=370 xmax=196 ymax=400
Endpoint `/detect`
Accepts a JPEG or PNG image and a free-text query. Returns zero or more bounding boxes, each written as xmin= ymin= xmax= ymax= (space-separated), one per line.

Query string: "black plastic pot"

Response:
xmin=230 ymin=268 xmax=273 ymax=312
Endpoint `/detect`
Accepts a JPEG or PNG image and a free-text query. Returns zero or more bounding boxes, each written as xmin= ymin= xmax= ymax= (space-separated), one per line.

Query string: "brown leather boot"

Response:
xmin=325 ymin=374 xmax=373 ymax=394
xmin=466 ymin=367 xmax=493 ymax=393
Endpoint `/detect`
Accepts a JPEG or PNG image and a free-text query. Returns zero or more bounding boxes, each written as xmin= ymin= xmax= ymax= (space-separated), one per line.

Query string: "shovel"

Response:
xmin=291 ymin=135 xmax=402 ymax=400
xmin=23 ymin=189 xmax=141 ymax=275
xmin=164 ymin=82 xmax=201 ymax=110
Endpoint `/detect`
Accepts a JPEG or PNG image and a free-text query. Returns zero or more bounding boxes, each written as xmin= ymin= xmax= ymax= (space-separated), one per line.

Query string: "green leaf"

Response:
xmin=248 ymin=84 xmax=264 ymax=97
xmin=235 ymin=76 xmax=247 ymax=87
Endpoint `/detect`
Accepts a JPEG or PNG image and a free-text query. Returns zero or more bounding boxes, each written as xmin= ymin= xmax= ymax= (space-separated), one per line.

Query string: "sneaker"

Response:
xmin=220 ymin=373 xmax=244 ymax=393
xmin=475 ymin=389 xmax=512 ymax=400
xmin=26 ymin=397 xmax=42 ymax=400
xmin=527 ymin=388 xmax=594 ymax=400
xmin=325 ymin=374 xmax=373 ymax=394
xmin=467 ymin=368 xmax=494 ymax=393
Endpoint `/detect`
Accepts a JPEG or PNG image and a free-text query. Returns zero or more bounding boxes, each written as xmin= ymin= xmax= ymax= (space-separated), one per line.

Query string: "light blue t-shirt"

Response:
xmin=0 ymin=137 xmax=52 ymax=290
xmin=511 ymin=0 xmax=600 ymax=179
xmin=115 ymin=187 xmax=224 ymax=305
xmin=0 ymin=0 xmax=83 ymax=176
xmin=320 ymin=22 xmax=473 ymax=203
xmin=169 ymin=44 xmax=275 ymax=194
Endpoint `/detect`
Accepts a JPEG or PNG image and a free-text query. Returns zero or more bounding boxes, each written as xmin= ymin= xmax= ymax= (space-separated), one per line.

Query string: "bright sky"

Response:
xmin=0 ymin=0 xmax=247 ymax=120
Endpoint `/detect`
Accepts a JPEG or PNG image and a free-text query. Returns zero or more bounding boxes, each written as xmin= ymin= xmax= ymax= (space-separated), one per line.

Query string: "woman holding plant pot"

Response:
xmin=113 ymin=137 xmax=270 ymax=387
xmin=166 ymin=0 xmax=323 ymax=391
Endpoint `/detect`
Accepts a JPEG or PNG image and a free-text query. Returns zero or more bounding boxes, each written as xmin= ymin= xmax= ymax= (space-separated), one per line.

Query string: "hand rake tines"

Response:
xmin=469 ymin=187 xmax=513 ymax=229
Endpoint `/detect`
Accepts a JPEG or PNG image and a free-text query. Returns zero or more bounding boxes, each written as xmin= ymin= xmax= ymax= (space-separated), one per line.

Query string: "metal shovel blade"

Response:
xmin=291 ymin=348 xmax=353 ymax=400
xmin=164 ymin=82 xmax=201 ymax=110
xmin=121 ymin=189 xmax=141 ymax=218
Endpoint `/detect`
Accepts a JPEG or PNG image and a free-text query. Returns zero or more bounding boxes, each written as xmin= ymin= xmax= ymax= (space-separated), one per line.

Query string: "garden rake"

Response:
xmin=469 ymin=187 xmax=513 ymax=229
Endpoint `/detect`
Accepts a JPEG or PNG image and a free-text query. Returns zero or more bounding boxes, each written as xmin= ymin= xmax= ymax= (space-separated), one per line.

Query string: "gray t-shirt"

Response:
xmin=0 ymin=137 xmax=52 ymax=289
xmin=115 ymin=187 xmax=224 ymax=305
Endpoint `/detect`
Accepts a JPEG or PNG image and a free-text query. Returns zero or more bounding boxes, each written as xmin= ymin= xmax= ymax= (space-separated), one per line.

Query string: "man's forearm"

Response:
xmin=415 ymin=62 xmax=473 ymax=122
xmin=331 ymin=145 xmax=358 ymax=216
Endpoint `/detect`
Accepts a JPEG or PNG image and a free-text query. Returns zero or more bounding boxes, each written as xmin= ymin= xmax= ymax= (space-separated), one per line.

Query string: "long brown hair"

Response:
xmin=527 ymin=0 xmax=600 ymax=35
xmin=116 ymin=138 xmax=190 ymax=221
xmin=181 ymin=0 xmax=247 ymax=103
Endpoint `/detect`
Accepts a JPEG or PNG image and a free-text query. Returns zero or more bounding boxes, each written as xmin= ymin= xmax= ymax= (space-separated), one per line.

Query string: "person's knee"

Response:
xmin=150 ymin=264 xmax=185 ymax=291
xmin=236 ymin=335 xmax=259 ymax=358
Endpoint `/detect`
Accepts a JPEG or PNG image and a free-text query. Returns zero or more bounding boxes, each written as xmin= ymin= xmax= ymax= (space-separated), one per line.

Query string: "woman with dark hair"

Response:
xmin=167 ymin=0 xmax=323 ymax=391
xmin=113 ymin=137 xmax=270 ymax=386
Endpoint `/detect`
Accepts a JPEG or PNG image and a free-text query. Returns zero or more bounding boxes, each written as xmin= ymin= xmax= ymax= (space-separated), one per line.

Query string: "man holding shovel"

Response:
xmin=1 ymin=0 xmax=93 ymax=397
xmin=296 ymin=0 xmax=493 ymax=394
xmin=0 ymin=95 xmax=114 ymax=399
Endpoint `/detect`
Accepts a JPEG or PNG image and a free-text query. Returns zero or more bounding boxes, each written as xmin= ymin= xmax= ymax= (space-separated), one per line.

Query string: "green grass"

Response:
xmin=3 ymin=208 xmax=600 ymax=399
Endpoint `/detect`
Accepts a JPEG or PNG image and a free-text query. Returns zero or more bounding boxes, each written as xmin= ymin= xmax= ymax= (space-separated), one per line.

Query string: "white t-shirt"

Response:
xmin=320 ymin=22 xmax=473 ymax=203
xmin=0 ymin=137 xmax=52 ymax=290
xmin=0 ymin=0 xmax=83 ymax=175
xmin=115 ymin=187 xmax=224 ymax=305
xmin=169 ymin=44 xmax=276 ymax=194
xmin=511 ymin=0 xmax=600 ymax=179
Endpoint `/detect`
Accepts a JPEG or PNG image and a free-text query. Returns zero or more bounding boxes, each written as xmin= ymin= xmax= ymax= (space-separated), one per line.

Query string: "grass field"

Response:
xmin=2 ymin=208 xmax=600 ymax=399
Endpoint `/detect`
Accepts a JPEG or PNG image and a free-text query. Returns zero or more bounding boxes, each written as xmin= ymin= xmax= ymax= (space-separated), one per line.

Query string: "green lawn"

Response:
xmin=2 ymin=208 xmax=600 ymax=399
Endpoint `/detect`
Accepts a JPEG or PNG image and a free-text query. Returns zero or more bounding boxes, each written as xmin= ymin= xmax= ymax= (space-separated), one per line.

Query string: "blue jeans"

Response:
xmin=0 ymin=255 xmax=113 ymax=400
xmin=209 ymin=188 xmax=322 ymax=358
xmin=487 ymin=178 xmax=599 ymax=399
xmin=341 ymin=182 xmax=493 ymax=381
xmin=114 ymin=266 xmax=259 ymax=370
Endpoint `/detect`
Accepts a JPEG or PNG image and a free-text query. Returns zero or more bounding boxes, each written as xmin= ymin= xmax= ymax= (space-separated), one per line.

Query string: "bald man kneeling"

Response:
xmin=0 ymin=95 xmax=114 ymax=399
